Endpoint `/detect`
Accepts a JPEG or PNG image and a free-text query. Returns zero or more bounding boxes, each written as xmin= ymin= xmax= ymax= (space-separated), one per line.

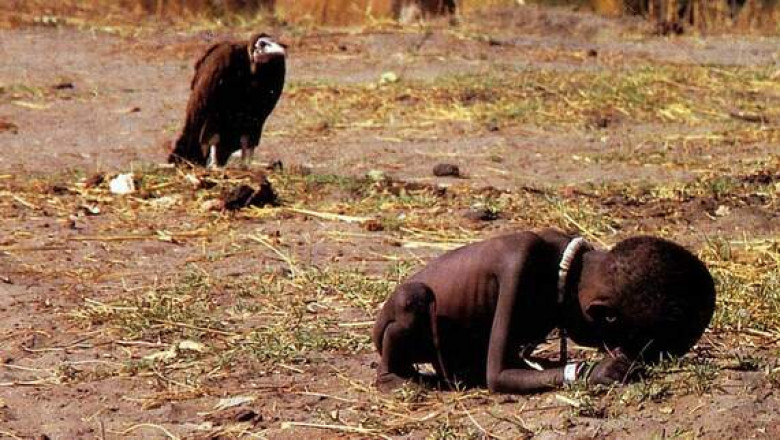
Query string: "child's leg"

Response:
xmin=374 ymin=282 xmax=439 ymax=388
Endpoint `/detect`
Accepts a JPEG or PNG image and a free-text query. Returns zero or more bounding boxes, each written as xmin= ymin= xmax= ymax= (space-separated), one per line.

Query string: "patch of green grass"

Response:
xmin=71 ymin=267 xmax=220 ymax=340
xmin=234 ymin=316 xmax=368 ymax=364
xmin=298 ymin=266 xmax=403 ymax=313
xmin=615 ymin=355 xmax=718 ymax=408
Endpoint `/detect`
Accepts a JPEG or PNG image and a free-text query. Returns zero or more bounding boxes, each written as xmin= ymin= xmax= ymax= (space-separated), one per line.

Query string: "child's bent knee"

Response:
xmin=395 ymin=282 xmax=435 ymax=314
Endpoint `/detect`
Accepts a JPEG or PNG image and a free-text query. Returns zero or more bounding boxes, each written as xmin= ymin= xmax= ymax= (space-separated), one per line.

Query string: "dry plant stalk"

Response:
xmin=648 ymin=0 xmax=778 ymax=32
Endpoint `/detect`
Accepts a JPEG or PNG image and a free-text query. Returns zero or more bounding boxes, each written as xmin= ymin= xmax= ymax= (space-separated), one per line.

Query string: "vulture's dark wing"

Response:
xmin=190 ymin=42 xmax=227 ymax=90
xmin=185 ymin=42 xmax=249 ymax=141
xmin=170 ymin=42 xmax=248 ymax=165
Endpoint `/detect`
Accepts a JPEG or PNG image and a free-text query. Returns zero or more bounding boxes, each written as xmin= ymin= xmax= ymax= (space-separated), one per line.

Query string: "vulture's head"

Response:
xmin=249 ymin=33 xmax=286 ymax=73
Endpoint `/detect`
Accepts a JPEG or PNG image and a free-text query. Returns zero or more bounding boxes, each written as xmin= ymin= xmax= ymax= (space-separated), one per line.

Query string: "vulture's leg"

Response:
xmin=240 ymin=135 xmax=254 ymax=168
xmin=206 ymin=145 xmax=219 ymax=170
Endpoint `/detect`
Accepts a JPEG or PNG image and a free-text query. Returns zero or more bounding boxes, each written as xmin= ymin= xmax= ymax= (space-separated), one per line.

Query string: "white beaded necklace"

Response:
xmin=557 ymin=237 xmax=590 ymax=364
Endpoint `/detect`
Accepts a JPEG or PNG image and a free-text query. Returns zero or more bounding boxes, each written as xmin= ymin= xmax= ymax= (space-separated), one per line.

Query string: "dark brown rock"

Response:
xmin=433 ymin=163 xmax=460 ymax=177
xmin=463 ymin=207 xmax=499 ymax=222
xmin=221 ymin=177 xmax=278 ymax=210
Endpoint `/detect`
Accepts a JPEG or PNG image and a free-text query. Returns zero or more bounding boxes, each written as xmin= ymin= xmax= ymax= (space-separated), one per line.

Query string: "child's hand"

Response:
xmin=587 ymin=355 xmax=633 ymax=385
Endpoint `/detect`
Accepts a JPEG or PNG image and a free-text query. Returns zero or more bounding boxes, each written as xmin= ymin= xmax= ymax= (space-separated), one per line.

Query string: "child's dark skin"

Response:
xmin=373 ymin=228 xmax=634 ymax=393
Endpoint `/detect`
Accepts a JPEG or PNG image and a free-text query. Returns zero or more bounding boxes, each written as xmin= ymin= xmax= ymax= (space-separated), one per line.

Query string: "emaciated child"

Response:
xmin=373 ymin=228 xmax=716 ymax=393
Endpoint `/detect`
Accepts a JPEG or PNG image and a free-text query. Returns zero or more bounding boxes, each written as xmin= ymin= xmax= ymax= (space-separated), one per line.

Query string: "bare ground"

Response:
xmin=1 ymin=5 xmax=779 ymax=440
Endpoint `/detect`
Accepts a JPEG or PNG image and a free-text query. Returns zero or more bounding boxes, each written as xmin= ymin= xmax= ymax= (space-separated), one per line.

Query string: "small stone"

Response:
xmin=49 ymin=183 xmax=69 ymax=194
xmin=363 ymin=219 xmax=384 ymax=232
xmin=67 ymin=214 xmax=82 ymax=230
xmin=433 ymin=163 xmax=460 ymax=177
xmin=463 ymin=207 xmax=499 ymax=222
xmin=267 ymin=159 xmax=284 ymax=172
xmin=83 ymin=172 xmax=105 ymax=188
xmin=201 ymin=199 xmax=224 ymax=211
xmin=313 ymin=120 xmax=330 ymax=132
xmin=0 ymin=120 xmax=19 ymax=134
xmin=586 ymin=108 xmax=621 ymax=129
xmin=235 ymin=408 xmax=260 ymax=422
xmin=52 ymin=82 xmax=74 ymax=90
xmin=221 ymin=178 xmax=278 ymax=211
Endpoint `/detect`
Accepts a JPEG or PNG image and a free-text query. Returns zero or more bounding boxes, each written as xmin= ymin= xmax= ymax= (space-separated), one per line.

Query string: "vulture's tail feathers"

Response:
xmin=168 ymin=131 xmax=206 ymax=166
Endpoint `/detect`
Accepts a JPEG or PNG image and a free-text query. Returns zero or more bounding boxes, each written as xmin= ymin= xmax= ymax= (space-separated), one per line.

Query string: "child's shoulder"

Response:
xmin=467 ymin=230 xmax=565 ymax=265
xmin=485 ymin=228 xmax=572 ymax=250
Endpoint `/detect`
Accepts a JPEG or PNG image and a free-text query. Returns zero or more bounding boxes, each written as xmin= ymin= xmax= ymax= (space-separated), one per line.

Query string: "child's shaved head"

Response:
xmin=606 ymin=236 xmax=716 ymax=360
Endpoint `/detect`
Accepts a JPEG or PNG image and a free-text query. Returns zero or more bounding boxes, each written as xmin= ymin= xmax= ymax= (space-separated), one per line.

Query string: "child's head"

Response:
xmin=576 ymin=236 xmax=716 ymax=361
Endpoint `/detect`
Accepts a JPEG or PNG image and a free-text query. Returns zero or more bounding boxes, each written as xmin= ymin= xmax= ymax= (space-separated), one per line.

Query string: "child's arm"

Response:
xmin=488 ymin=335 xmax=633 ymax=392
xmin=485 ymin=241 xmax=632 ymax=393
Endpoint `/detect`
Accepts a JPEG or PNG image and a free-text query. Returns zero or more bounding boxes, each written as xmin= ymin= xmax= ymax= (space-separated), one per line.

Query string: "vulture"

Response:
xmin=169 ymin=33 xmax=286 ymax=168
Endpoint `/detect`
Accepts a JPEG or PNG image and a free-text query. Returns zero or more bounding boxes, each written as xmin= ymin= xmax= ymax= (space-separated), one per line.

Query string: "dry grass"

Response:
xmin=283 ymin=65 xmax=778 ymax=134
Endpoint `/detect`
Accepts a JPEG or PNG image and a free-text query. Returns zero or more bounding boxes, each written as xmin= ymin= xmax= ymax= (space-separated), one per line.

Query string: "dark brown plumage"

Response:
xmin=169 ymin=33 xmax=286 ymax=167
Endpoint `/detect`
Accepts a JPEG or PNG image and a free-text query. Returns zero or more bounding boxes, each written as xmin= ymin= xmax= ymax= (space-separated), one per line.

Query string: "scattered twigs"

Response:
xmin=151 ymin=319 xmax=237 ymax=337
xmin=460 ymin=403 xmax=504 ymax=440
xmin=1 ymin=364 xmax=51 ymax=373
xmin=0 ymin=429 xmax=24 ymax=440
xmin=68 ymin=229 xmax=209 ymax=242
xmin=0 ymin=245 xmax=68 ymax=253
xmin=0 ymin=379 xmax=52 ymax=387
xmin=560 ymin=212 xmax=609 ymax=248
xmin=280 ymin=421 xmax=392 ymax=440
xmin=111 ymin=423 xmax=180 ymax=440
xmin=21 ymin=336 xmax=93 ymax=353
xmin=295 ymin=391 xmax=358 ymax=403
xmin=153 ymin=371 xmax=198 ymax=390
xmin=286 ymin=207 xmax=373 ymax=224
xmin=401 ymin=240 xmax=461 ymax=250
xmin=337 ymin=321 xmax=373 ymax=328
xmin=0 ymin=192 xmax=38 ymax=209
xmin=277 ymin=363 xmax=304 ymax=374
xmin=247 ymin=233 xmax=299 ymax=277
xmin=729 ymin=109 xmax=768 ymax=124
xmin=485 ymin=409 xmax=535 ymax=437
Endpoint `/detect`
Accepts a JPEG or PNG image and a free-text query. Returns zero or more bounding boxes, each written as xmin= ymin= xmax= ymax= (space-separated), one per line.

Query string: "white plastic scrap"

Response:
xmin=109 ymin=173 xmax=136 ymax=195
xmin=379 ymin=71 xmax=399 ymax=85
xmin=178 ymin=340 xmax=206 ymax=353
